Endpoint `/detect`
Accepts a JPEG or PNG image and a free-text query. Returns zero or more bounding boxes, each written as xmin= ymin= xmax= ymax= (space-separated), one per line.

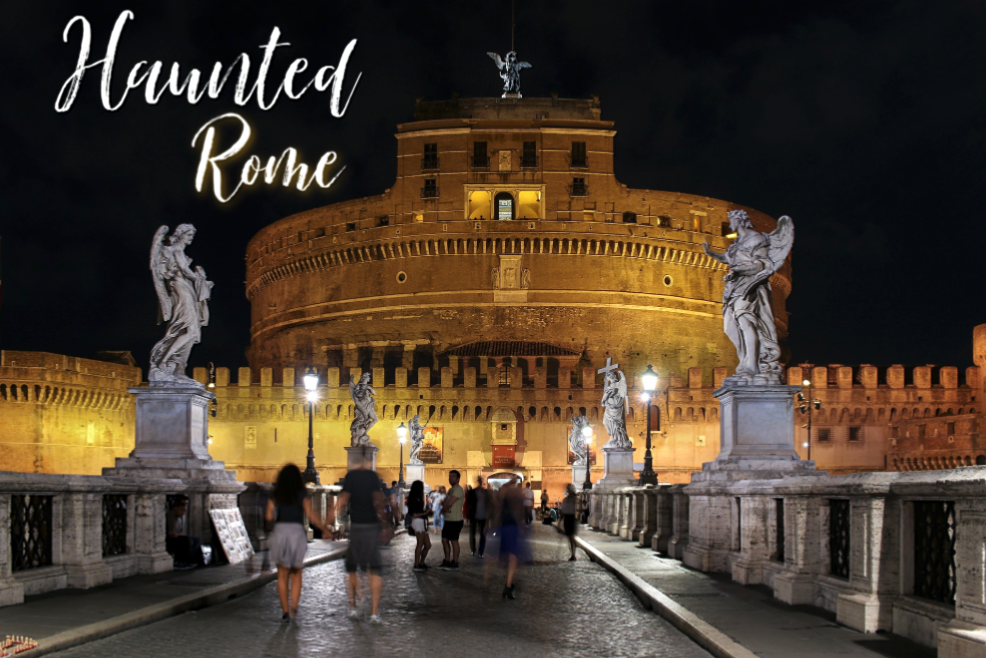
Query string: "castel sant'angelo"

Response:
xmin=2 ymin=93 xmax=985 ymax=493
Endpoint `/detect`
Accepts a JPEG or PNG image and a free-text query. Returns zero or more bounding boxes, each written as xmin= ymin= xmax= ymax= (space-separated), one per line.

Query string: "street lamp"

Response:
xmin=582 ymin=425 xmax=594 ymax=491
xmin=797 ymin=378 xmax=821 ymax=462
xmin=302 ymin=366 xmax=320 ymax=484
xmin=639 ymin=365 xmax=659 ymax=485
xmin=396 ymin=421 xmax=408 ymax=488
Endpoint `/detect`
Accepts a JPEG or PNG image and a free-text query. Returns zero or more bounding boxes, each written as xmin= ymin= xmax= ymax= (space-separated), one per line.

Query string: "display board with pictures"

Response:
xmin=209 ymin=507 xmax=255 ymax=565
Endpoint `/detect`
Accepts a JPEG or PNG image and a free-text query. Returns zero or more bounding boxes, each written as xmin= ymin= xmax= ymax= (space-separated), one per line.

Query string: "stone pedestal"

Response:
xmin=597 ymin=447 xmax=636 ymax=488
xmin=346 ymin=445 xmax=378 ymax=472
xmin=692 ymin=383 xmax=821 ymax=483
xmin=405 ymin=462 xmax=425 ymax=486
xmin=572 ymin=464 xmax=589 ymax=487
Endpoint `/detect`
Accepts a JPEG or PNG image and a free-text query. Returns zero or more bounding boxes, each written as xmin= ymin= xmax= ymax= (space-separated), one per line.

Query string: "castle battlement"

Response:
xmin=0 ymin=351 xmax=142 ymax=408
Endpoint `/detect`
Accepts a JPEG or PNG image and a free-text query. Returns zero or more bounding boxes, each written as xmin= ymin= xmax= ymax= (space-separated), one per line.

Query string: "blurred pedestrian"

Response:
xmin=440 ymin=470 xmax=464 ymax=569
xmin=265 ymin=464 xmax=331 ymax=622
xmin=522 ymin=482 xmax=535 ymax=525
xmin=463 ymin=484 xmax=473 ymax=525
xmin=430 ymin=486 xmax=446 ymax=535
xmin=467 ymin=476 xmax=490 ymax=558
xmin=329 ymin=453 xmax=392 ymax=624
xmin=540 ymin=488 xmax=549 ymax=516
xmin=407 ymin=480 xmax=432 ymax=571
xmin=561 ymin=484 xmax=579 ymax=561
xmin=498 ymin=480 xmax=527 ymax=599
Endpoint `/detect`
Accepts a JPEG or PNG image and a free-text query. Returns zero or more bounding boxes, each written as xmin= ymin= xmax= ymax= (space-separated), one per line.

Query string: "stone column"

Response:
xmin=939 ymin=498 xmax=986 ymax=657
xmin=61 ymin=492 xmax=113 ymax=588
xmin=0 ymin=494 xmax=25 ymax=606
xmin=651 ymin=486 xmax=674 ymax=553
xmin=681 ymin=493 xmax=733 ymax=572
xmin=730 ymin=495 xmax=771 ymax=585
xmin=773 ymin=496 xmax=825 ymax=605
xmin=667 ymin=485 xmax=690 ymax=560
xmin=835 ymin=496 xmax=899 ymax=633
xmin=637 ymin=488 xmax=658 ymax=548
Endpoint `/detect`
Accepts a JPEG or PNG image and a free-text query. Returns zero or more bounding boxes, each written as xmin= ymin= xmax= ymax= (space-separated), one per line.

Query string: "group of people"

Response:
xmin=257 ymin=458 xmax=583 ymax=624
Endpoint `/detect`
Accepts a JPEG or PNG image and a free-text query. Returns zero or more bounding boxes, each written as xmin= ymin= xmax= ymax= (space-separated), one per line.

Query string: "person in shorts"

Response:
xmin=440 ymin=470 xmax=464 ymax=569
xmin=330 ymin=453 xmax=392 ymax=624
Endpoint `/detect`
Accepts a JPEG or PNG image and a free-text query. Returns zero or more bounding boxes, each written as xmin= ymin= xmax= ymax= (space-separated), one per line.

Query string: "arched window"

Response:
xmin=494 ymin=191 xmax=515 ymax=221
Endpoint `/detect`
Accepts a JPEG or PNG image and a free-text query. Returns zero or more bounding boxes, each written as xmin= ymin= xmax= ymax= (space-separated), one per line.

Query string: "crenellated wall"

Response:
xmin=1 ymin=350 xmax=980 ymax=489
xmin=0 ymin=352 xmax=140 ymax=475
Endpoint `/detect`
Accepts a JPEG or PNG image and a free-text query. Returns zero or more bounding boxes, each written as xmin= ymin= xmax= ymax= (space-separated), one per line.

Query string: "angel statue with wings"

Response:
xmin=408 ymin=414 xmax=427 ymax=464
xmin=349 ymin=372 xmax=379 ymax=446
xmin=487 ymin=51 xmax=532 ymax=97
xmin=149 ymin=224 xmax=213 ymax=385
xmin=601 ymin=370 xmax=632 ymax=449
xmin=569 ymin=414 xmax=590 ymax=465
xmin=703 ymin=210 xmax=795 ymax=385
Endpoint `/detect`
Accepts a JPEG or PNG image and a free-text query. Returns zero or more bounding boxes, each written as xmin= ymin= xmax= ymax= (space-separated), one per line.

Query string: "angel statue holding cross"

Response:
xmin=702 ymin=210 xmax=795 ymax=385
xmin=599 ymin=359 xmax=632 ymax=450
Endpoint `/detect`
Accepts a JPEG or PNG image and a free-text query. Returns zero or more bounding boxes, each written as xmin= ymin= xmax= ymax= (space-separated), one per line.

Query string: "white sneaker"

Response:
xmin=347 ymin=607 xmax=359 ymax=620
xmin=369 ymin=614 xmax=382 ymax=624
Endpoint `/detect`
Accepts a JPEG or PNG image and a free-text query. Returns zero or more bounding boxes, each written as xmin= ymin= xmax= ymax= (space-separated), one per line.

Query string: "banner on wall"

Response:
xmin=567 ymin=449 xmax=597 ymax=466
xmin=492 ymin=445 xmax=516 ymax=468
xmin=419 ymin=427 xmax=443 ymax=464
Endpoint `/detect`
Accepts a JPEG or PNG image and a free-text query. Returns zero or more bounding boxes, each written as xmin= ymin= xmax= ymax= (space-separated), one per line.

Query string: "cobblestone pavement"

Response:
xmin=49 ymin=525 xmax=712 ymax=658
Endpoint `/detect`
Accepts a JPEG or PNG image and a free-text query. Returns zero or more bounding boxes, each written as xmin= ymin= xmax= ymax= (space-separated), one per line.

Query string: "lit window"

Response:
xmin=494 ymin=191 xmax=514 ymax=221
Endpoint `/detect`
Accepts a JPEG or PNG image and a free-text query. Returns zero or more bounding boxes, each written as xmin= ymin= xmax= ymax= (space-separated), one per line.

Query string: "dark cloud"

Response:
xmin=1 ymin=0 xmax=984 ymax=371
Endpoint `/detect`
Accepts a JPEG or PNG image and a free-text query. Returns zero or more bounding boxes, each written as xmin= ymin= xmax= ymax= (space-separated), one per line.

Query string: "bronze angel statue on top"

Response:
xmin=702 ymin=210 xmax=794 ymax=385
xmin=487 ymin=51 xmax=532 ymax=97
xmin=149 ymin=224 xmax=213 ymax=385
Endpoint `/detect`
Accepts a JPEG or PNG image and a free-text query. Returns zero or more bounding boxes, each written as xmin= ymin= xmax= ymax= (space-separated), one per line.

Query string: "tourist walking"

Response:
xmin=407 ymin=480 xmax=432 ymax=571
xmin=498 ymin=480 xmax=527 ymax=599
xmin=329 ymin=453 xmax=392 ymax=624
xmin=540 ymin=488 xmax=549 ymax=516
xmin=466 ymin=476 xmax=490 ymax=558
xmin=440 ymin=470 xmax=465 ymax=569
xmin=522 ymin=481 xmax=535 ymax=525
xmin=264 ymin=464 xmax=331 ymax=622
xmin=430 ymin=486 xmax=446 ymax=535
xmin=560 ymin=484 xmax=579 ymax=561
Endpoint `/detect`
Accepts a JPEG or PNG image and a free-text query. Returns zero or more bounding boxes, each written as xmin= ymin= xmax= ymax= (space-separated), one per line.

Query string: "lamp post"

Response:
xmin=397 ymin=421 xmax=408 ymax=489
xmin=302 ymin=366 xmax=320 ymax=484
xmin=797 ymin=378 xmax=821 ymax=462
xmin=639 ymin=365 xmax=659 ymax=485
xmin=581 ymin=425 xmax=594 ymax=491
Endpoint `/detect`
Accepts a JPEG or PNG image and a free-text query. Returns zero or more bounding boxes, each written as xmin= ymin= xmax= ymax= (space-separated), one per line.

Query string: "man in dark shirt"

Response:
xmin=330 ymin=454 xmax=392 ymax=623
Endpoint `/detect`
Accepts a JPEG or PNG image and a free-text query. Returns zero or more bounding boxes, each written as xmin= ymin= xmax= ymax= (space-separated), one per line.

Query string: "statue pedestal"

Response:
xmin=572 ymin=464 xmax=589 ymax=487
xmin=692 ymin=383 xmax=821 ymax=483
xmin=596 ymin=447 xmax=636 ymax=489
xmin=405 ymin=462 xmax=425 ymax=486
xmin=345 ymin=445 xmax=378 ymax=472
xmin=105 ymin=385 xmax=237 ymax=482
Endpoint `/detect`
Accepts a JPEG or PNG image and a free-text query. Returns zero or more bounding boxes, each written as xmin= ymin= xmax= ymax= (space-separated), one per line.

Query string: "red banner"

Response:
xmin=491 ymin=445 xmax=516 ymax=468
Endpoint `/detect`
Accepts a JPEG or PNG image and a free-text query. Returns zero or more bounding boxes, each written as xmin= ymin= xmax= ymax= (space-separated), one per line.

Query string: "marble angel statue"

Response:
xmin=149 ymin=224 xmax=213 ymax=385
xmin=349 ymin=372 xmax=379 ymax=446
xmin=487 ymin=51 xmax=532 ymax=97
xmin=601 ymin=370 xmax=631 ymax=449
xmin=702 ymin=210 xmax=794 ymax=385
xmin=569 ymin=414 xmax=590 ymax=465
xmin=408 ymin=414 xmax=427 ymax=464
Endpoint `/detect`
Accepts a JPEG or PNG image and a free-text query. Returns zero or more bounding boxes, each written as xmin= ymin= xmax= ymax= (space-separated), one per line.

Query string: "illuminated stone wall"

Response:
xmin=243 ymin=96 xmax=790 ymax=382
xmin=0 ymin=351 xmax=139 ymax=475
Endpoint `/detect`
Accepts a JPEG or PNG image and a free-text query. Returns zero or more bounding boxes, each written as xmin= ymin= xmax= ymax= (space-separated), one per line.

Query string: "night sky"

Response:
xmin=1 ymin=1 xmax=984 ymax=375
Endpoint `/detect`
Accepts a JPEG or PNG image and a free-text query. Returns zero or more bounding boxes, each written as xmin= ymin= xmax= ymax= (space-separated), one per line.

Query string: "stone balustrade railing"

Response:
xmin=587 ymin=467 xmax=986 ymax=656
xmin=0 ymin=470 xmax=243 ymax=607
